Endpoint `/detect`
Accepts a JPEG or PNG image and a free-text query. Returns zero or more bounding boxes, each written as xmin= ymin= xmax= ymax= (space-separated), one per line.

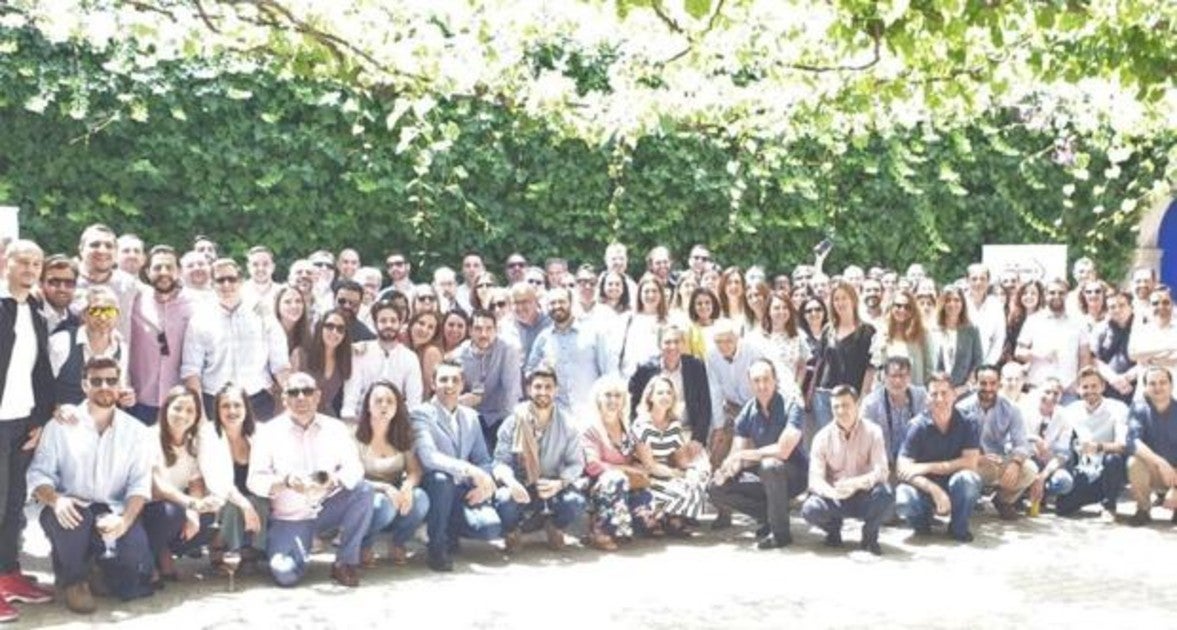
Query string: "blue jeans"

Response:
xmin=1056 ymin=454 xmax=1126 ymax=515
xmin=142 ymin=500 xmax=217 ymax=562
xmin=39 ymin=504 xmax=154 ymax=600
xmin=1044 ymin=469 xmax=1074 ymax=496
xmin=421 ymin=472 xmax=502 ymax=556
xmin=266 ymin=483 xmax=374 ymax=587
xmin=895 ymin=470 xmax=982 ymax=538
xmin=363 ymin=487 xmax=430 ymax=548
xmin=494 ymin=485 xmax=587 ymax=533
xmin=801 ymin=484 xmax=895 ymax=543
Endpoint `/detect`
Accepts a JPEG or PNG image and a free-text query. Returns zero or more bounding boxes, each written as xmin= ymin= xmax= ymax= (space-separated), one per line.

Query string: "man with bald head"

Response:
xmin=508 ymin=282 xmax=550 ymax=361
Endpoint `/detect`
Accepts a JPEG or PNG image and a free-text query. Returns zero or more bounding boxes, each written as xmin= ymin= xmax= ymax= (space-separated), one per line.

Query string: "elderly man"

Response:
xmin=956 ymin=364 xmax=1038 ymax=519
xmin=1126 ymin=366 xmax=1177 ymax=526
xmin=710 ymin=359 xmax=808 ymax=549
xmin=342 ymin=300 xmax=423 ymax=422
xmin=412 ymin=361 xmax=504 ymax=572
xmin=706 ymin=319 xmax=768 ymax=468
xmin=455 ymin=310 xmax=523 ymax=451
xmin=182 ymin=259 xmax=290 ymax=420
xmin=802 ymin=385 xmax=893 ymax=555
xmin=246 ymin=372 xmax=373 ymax=587
xmin=895 ymin=372 xmax=983 ymax=543
xmin=493 ymin=368 xmax=586 ymax=551
xmin=0 ymin=240 xmax=56 ymax=618
xmin=127 ymin=245 xmax=193 ymax=424
xmin=1053 ymin=367 xmax=1129 ymax=515
xmin=509 ymin=282 xmax=551 ymax=361
xmin=526 ymin=287 xmax=609 ymax=416
xmin=629 ymin=325 xmax=713 ymax=450
xmin=861 ymin=356 xmax=928 ymax=469
xmin=29 ymin=357 xmax=154 ymax=614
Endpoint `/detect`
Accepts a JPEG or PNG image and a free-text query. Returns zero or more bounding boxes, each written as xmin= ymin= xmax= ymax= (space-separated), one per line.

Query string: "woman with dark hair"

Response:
xmin=470 ymin=271 xmax=498 ymax=312
xmin=790 ymin=284 xmax=813 ymax=313
xmin=408 ymin=310 xmax=444 ymax=398
xmin=616 ymin=276 xmax=670 ymax=378
xmin=754 ymin=291 xmax=810 ymax=396
xmin=798 ymin=296 xmax=828 ymax=408
xmin=143 ymin=386 xmax=225 ymax=581
xmin=873 ymin=290 xmax=934 ymax=386
xmin=302 ymin=309 xmax=353 ymax=416
xmin=274 ymin=286 xmax=312 ymax=366
xmin=209 ymin=383 xmax=266 ymax=567
xmin=745 ymin=280 xmax=771 ymax=331
xmin=592 ymin=270 xmax=632 ymax=318
xmin=686 ymin=287 xmax=721 ymax=358
xmin=1003 ymin=280 xmax=1045 ymax=364
xmin=670 ymin=273 xmax=699 ymax=316
xmin=933 ymin=286 xmax=984 ymax=394
xmin=813 ymin=282 xmax=876 ymax=430
xmin=440 ymin=309 xmax=470 ymax=355
xmin=718 ymin=266 xmax=753 ymax=333
xmin=354 ymin=381 xmax=428 ymax=566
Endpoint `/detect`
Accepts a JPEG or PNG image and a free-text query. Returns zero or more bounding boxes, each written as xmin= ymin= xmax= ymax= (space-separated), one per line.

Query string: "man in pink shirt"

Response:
xmin=127 ymin=246 xmax=193 ymax=425
xmin=247 ymin=372 xmax=373 ymax=588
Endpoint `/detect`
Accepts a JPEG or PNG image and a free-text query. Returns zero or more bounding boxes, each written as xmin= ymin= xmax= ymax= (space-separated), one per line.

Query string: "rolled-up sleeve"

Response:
xmin=26 ymin=423 xmax=62 ymax=492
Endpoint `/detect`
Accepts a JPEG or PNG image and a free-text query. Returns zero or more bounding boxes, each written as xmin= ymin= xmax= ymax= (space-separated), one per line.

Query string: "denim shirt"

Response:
xmin=956 ymin=393 xmax=1030 ymax=459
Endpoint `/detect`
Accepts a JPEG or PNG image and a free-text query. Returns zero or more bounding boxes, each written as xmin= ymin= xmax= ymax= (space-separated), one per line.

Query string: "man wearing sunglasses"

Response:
xmin=39 ymin=254 xmax=80 ymax=335
xmin=28 ymin=357 xmax=155 ymax=614
xmin=49 ymin=287 xmax=134 ymax=410
xmin=1128 ymin=286 xmax=1177 ymax=385
xmin=181 ymin=259 xmax=290 ymax=421
xmin=332 ymin=280 xmax=375 ymax=342
xmin=128 ymin=246 xmax=194 ymax=425
xmin=383 ymin=251 xmax=415 ymax=298
xmin=0 ymin=240 xmax=56 ymax=619
xmin=247 ymin=372 xmax=373 ymax=587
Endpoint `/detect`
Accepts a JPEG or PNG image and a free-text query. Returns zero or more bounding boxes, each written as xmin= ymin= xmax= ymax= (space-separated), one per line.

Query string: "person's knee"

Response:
xmin=269 ymin=553 xmax=304 ymax=588
xmin=894 ymin=485 xmax=921 ymax=515
xmin=411 ymin=489 xmax=431 ymax=521
xmin=800 ymin=496 xmax=828 ymax=523
xmin=949 ymin=471 xmax=982 ymax=498
xmin=758 ymin=458 xmax=786 ymax=477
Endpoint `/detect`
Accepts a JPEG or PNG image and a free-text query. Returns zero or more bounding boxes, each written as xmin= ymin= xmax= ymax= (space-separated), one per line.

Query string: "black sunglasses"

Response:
xmin=285 ymin=386 xmax=317 ymax=398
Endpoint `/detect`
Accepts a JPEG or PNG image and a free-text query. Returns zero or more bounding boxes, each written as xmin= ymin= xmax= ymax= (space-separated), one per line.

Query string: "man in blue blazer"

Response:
xmin=628 ymin=325 xmax=713 ymax=448
xmin=412 ymin=360 xmax=504 ymax=572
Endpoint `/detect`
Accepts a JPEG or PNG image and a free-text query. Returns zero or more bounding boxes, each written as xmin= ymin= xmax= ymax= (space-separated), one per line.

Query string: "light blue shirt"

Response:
xmin=705 ymin=341 xmax=767 ymax=430
xmin=180 ymin=299 xmax=289 ymax=396
xmin=27 ymin=407 xmax=153 ymax=515
xmin=456 ymin=338 xmax=523 ymax=425
xmin=526 ymin=321 xmax=609 ymax=412
xmin=956 ymin=393 xmax=1031 ymax=459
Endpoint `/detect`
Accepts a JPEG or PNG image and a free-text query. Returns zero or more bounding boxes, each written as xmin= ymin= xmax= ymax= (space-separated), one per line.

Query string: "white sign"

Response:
xmin=982 ymin=244 xmax=1069 ymax=284
xmin=0 ymin=206 xmax=16 ymax=241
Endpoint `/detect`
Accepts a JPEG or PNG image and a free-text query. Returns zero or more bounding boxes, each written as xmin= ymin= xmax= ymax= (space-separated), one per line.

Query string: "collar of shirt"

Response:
xmin=75 ymin=327 xmax=124 ymax=354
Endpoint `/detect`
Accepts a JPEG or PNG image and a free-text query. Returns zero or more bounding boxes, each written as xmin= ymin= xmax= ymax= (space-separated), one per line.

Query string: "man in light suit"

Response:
xmin=412 ymin=360 xmax=503 ymax=572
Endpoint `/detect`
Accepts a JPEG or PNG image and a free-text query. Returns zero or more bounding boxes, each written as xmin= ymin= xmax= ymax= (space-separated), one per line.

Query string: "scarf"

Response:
xmin=510 ymin=402 xmax=546 ymax=486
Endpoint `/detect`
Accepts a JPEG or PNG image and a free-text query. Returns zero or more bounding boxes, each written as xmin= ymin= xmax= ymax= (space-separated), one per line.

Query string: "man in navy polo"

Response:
xmin=1126 ymin=365 xmax=1177 ymax=526
xmin=895 ymin=372 xmax=983 ymax=542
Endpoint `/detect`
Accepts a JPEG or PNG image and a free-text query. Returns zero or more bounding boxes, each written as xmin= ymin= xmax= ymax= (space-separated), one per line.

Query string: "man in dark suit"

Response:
xmin=412 ymin=360 xmax=504 ymax=572
xmin=628 ymin=324 xmax=713 ymax=449
xmin=0 ymin=239 xmax=56 ymax=620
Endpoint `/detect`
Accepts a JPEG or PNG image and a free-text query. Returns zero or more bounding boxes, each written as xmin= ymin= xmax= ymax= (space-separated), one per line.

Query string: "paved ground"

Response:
xmin=14 ymin=501 xmax=1177 ymax=629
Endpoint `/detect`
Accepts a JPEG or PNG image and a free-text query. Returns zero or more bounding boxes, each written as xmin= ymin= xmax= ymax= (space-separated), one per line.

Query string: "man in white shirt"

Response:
xmin=1016 ymin=278 xmax=1091 ymax=401
xmin=1057 ymin=367 xmax=1129 ymax=515
xmin=965 ymin=263 xmax=1006 ymax=365
xmin=342 ymin=301 xmax=423 ymax=421
xmin=1128 ymin=286 xmax=1177 ymax=385
xmin=29 ymin=356 xmax=154 ymax=613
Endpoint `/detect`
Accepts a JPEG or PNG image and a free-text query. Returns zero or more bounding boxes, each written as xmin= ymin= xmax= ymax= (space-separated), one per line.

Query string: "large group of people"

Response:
xmin=0 ymin=225 xmax=1175 ymax=621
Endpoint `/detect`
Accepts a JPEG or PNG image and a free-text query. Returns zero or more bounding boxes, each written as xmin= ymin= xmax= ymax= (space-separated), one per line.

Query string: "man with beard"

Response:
xmin=966 ymin=263 xmax=1007 ymax=365
xmin=861 ymin=356 xmax=928 ymax=469
xmin=956 ymin=365 xmax=1037 ymax=520
xmin=72 ymin=224 xmax=138 ymax=340
xmin=1130 ymin=267 xmax=1156 ymax=323
xmin=40 ymin=255 xmax=80 ymax=334
xmin=341 ymin=300 xmax=423 ymax=422
xmin=645 ymin=246 xmax=674 ymax=289
xmin=504 ymin=253 xmax=528 ymax=287
xmin=0 ymin=240 xmax=56 ymax=618
xmin=127 ymin=246 xmax=194 ymax=424
xmin=1055 ymin=367 xmax=1129 ymax=516
xmin=287 ymin=259 xmax=316 ymax=303
xmin=1016 ymin=278 xmax=1091 ymax=401
xmin=526 ymin=288 xmax=609 ymax=416
xmin=413 ymin=361 xmax=504 ymax=572
xmin=181 ymin=259 xmax=289 ymax=420
xmin=383 ymin=251 xmax=415 ymax=297
xmin=1128 ymin=286 xmax=1177 ymax=386
xmin=333 ymin=279 xmax=375 ymax=342
xmin=895 ymin=373 xmax=983 ymax=543
xmin=116 ymin=234 xmax=145 ymax=278
xmin=29 ymin=357 xmax=154 ymax=614
xmin=859 ymin=278 xmax=885 ymax=329
xmin=493 ymin=368 xmax=586 ymax=552
xmin=455 ymin=310 xmax=523 ymax=451
xmin=1092 ymin=290 xmax=1137 ymax=404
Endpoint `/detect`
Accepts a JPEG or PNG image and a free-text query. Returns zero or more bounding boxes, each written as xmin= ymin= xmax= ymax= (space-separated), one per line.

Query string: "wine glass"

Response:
xmin=96 ymin=513 xmax=120 ymax=559
xmin=220 ymin=551 xmax=242 ymax=592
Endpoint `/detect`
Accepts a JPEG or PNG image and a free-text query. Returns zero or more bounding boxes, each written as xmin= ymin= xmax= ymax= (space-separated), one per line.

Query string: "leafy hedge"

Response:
xmin=0 ymin=26 xmax=1167 ymax=281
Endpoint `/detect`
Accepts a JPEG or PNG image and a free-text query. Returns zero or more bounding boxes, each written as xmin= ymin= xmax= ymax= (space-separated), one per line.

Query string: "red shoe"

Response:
xmin=0 ymin=597 xmax=17 ymax=623
xmin=0 ymin=572 xmax=53 ymax=604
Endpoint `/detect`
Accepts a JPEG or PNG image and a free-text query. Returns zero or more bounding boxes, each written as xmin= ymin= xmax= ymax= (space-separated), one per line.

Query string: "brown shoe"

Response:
xmin=545 ymin=522 xmax=566 ymax=551
xmin=588 ymin=532 xmax=618 ymax=552
xmin=993 ymin=498 xmax=1019 ymax=521
xmin=359 ymin=547 xmax=377 ymax=568
xmin=330 ymin=563 xmax=360 ymax=588
xmin=388 ymin=545 xmax=408 ymax=566
xmin=64 ymin=582 xmax=96 ymax=614
xmin=504 ymin=530 xmax=522 ymax=554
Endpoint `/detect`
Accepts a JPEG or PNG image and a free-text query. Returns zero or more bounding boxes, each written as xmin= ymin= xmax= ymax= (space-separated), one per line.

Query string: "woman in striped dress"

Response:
xmin=631 ymin=376 xmax=711 ymax=535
